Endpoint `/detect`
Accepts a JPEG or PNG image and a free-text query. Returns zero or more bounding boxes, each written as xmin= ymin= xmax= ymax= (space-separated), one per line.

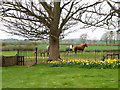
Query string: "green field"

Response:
xmin=1 ymin=51 xmax=17 ymax=56
xmin=1 ymin=40 xmax=120 ymax=45
xmin=59 ymin=40 xmax=120 ymax=45
xmin=59 ymin=45 xmax=119 ymax=51
xmin=1 ymin=40 xmax=119 ymax=51
xmin=2 ymin=64 xmax=118 ymax=88
xmin=0 ymin=67 xmax=2 ymax=89
xmin=1 ymin=41 xmax=119 ymax=61
xmin=2 ymin=44 xmax=118 ymax=51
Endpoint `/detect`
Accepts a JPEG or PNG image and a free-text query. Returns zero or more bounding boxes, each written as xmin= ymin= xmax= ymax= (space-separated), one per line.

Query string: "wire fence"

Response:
xmin=17 ymin=48 xmax=48 ymax=64
xmin=17 ymin=48 xmax=120 ymax=64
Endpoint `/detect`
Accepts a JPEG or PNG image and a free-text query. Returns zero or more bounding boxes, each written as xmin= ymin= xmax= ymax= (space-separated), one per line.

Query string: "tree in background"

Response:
xmin=101 ymin=32 xmax=110 ymax=44
xmin=79 ymin=33 xmax=88 ymax=44
xmin=0 ymin=0 xmax=119 ymax=60
xmin=101 ymin=31 xmax=116 ymax=44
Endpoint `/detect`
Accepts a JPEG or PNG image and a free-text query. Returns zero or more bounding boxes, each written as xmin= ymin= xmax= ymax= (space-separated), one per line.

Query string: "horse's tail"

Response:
xmin=65 ymin=47 xmax=69 ymax=51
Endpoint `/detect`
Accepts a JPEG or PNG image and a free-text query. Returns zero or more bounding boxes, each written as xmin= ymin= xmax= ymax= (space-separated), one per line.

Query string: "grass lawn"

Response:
xmin=60 ymin=52 xmax=106 ymax=60
xmin=2 ymin=64 xmax=118 ymax=88
xmin=2 ymin=44 xmax=119 ymax=52
xmin=0 ymin=67 xmax=2 ymax=89
xmin=1 ymin=51 xmax=17 ymax=56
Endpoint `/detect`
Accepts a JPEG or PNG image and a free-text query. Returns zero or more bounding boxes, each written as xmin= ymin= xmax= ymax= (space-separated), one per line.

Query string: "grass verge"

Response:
xmin=2 ymin=64 xmax=118 ymax=88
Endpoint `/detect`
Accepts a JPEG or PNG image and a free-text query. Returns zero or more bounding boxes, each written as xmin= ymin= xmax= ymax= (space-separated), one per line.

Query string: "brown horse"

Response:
xmin=74 ymin=44 xmax=88 ymax=54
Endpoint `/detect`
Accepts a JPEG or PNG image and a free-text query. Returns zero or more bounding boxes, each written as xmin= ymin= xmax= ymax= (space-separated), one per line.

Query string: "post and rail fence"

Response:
xmin=1 ymin=47 xmax=119 ymax=67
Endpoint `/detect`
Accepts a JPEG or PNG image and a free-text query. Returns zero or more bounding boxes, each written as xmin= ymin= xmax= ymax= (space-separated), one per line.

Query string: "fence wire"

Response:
xmin=17 ymin=48 xmax=119 ymax=62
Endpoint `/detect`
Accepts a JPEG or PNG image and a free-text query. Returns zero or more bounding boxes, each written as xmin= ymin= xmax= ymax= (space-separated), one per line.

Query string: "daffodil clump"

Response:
xmin=48 ymin=59 xmax=120 ymax=69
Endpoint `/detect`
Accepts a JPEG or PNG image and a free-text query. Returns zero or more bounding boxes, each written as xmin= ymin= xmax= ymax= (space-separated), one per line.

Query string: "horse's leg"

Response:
xmin=74 ymin=49 xmax=76 ymax=54
xmin=82 ymin=50 xmax=84 ymax=53
xmin=47 ymin=51 xmax=49 ymax=56
xmin=70 ymin=50 xmax=71 ymax=55
xmin=68 ymin=50 xmax=70 ymax=55
xmin=65 ymin=51 xmax=68 ymax=55
xmin=66 ymin=50 xmax=70 ymax=55
xmin=69 ymin=50 xmax=71 ymax=55
xmin=75 ymin=50 xmax=77 ymax=54
xmin=65 ymin=50 xmax=67 ymax=55
xmin=47 ymin=52 xmax=49 ymax=56
xmin=70 ymin=49 xmax=73 ymax=55
xmin=65 ymin=49 xmax=68 ymax=55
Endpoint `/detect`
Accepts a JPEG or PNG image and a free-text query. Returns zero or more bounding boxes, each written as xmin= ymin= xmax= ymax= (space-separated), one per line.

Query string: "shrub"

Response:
xmin=2 ymin=42 xmax=7 ymax=46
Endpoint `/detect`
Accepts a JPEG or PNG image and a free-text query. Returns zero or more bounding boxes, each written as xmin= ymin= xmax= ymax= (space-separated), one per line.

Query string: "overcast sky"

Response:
xmin=0 ymin=21 xmax=117 ymax=40
xmin=0 ymin=23 xmax=116 ymax=40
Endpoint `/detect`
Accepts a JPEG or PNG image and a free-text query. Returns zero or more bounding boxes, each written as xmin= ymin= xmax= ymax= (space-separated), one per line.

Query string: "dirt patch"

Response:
xmin=23 ymin=60 xmax=47 ymax=67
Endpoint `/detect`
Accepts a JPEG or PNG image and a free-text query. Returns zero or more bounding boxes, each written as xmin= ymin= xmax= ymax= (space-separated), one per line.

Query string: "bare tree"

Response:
xmin=101 ymin=32 xmax=110 ymax=44
xmin=106 ymin=0 xmax=120 ymax=18
xmin=0 ymin=0 xmax=118 ymax=60
xmin=79 ymin=33 xmax=88 ymax=44
xmin=101 ymin=31 xmax=116 ymax=44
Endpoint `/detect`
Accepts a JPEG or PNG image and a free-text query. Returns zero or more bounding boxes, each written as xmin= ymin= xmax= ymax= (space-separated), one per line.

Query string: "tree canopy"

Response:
xmin=0 ymin=0 xmax=119 ymax=60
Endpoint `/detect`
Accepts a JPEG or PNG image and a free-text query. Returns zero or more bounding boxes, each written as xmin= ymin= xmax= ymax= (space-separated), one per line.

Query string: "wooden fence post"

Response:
xmin=2 ymin=56 xmax=5 ymax=67
xmin=17 ymin=49 xmax=19 ymax=56
xmin=94 ymin=50 xmax=96 ymax=61
xmin=17 ymin=49 xmax=19 ymax=65
xmin=35 ymin=47 xmax=38 ymax=64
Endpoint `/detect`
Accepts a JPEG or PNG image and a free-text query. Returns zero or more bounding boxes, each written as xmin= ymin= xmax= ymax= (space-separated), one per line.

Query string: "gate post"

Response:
xmin=17 ymin=49 xmax=19 ymax=65
xmin=35 ymin=47 xmax=38 ymax=64
xmin=17 ymin=49 xmax=19 ymax=56
xmin=94 ymin=50 xmax=96 ymax=61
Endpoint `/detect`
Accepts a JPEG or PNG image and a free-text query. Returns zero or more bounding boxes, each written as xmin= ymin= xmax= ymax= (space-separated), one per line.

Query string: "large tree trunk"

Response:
xmin=49 ymin=34 xmax=60 ymax=61
xmin=48 ymin=1 xmax=61 ymax=61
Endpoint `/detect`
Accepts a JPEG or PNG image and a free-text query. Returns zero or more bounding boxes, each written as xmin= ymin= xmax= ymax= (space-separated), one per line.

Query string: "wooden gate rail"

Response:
xmin=17 ymin=56 xmax=24 ymax=65
xmin=106 ymin=53 xmax=119 ymax=59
